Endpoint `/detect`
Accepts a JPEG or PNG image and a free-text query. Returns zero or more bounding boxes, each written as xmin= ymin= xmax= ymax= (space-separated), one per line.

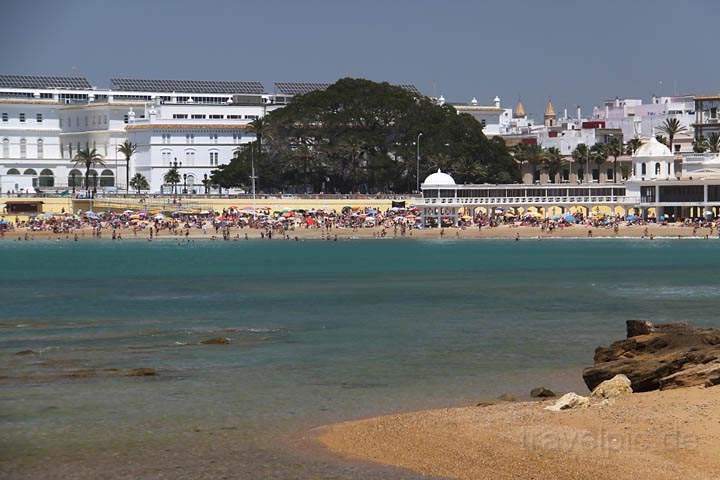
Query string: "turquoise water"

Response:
xmin=2 ymin=239 xmax=720 ymax=478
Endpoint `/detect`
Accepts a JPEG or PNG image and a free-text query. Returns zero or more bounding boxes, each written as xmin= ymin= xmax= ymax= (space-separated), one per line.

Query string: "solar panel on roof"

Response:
xmin=110 ymin=78 xmax=265 ymax=94
xmin=0 ymin=74 xmax=91 ymax=90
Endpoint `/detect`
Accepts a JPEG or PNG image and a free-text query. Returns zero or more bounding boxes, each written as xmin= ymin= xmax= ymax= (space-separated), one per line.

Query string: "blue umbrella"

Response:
xmin=562 ymin=213 xmax=576 ymax=223
xmin=627 ymin=214 xmax=637 ymax=222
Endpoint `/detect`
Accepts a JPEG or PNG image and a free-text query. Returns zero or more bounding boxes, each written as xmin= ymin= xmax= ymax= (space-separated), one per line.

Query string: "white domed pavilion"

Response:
xmin=422 ymin=169 xmax=455 ymax=186
xmin=632 ymin=136 xmax=677 ymax=180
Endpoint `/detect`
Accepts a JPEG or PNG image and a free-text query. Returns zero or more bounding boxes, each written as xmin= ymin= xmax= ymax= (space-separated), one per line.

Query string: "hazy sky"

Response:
xmin=2 ymin=0 xmax=718 ymax=118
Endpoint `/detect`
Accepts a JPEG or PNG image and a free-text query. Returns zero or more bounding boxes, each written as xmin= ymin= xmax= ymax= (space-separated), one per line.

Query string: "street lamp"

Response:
xmin=70 ymin=172 xmax=76 ymax=194
xmin=182 ymin=173 xmax=187 ymax=194
xmin=203 ymin=173 xmax=209 ymax=195
xmin=416 ymin=132 xmax=423 ymax=193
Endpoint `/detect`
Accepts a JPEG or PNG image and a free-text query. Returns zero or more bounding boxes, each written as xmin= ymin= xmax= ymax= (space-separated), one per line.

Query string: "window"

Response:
xmin=641 ymin=163 xmax=646 ymax=175
xmin=162 ymin=134 xmax=171 ymax=144
xmin=186 ymin=134 xmax=194 ymax=144
xmin=209 ymin=114 xmax=223 ymax=119
xmin=227 ymin=115 xmax=241 ymax=119
xmin=191 ymin=114 xmax=206 ymax=119
xmin=655 ymin=162 xmax=661 ymax=175
xmin=99 ymin=169 xmax=114 ymax=187
xmin=19 ymin=138 xmax=26 ymax=158
xmin=173 ymin=114 xmax=188 ymax=119
xmin=6 ymin=168 xmax=19 ymax=175
xmin=1 ymin=113 xmax=7 ymax=122
xmin=606 ymin=168 xmax=613 ymax=180
xmin=210 ymin=134 xmax=218 ymax=143
xmin=245 ymin=115 xmax=258 ymax=120
xmin=123 ymin=114 xmax=129 ymax=124
xmin=36 ymin=113 xmax=43 ymax=123
xmin=161 ymin=150 xmax=172 ymax=165
xmin=37 ymin=139 xmax=43 ymax=158
xmin=68 ymin=169 xmax=82 ymax=187
xmin=185 ymin=149 xmax=196 ymax=165
xmin=19 ymin=113 xmax=25 ymax=123
xmin=39 ymin=169 xmax=54 ymax=187
xmin=209 ymin=151 xmax=219 ymax=166
xmin=2 ymin=138 xmax=8 ymax=158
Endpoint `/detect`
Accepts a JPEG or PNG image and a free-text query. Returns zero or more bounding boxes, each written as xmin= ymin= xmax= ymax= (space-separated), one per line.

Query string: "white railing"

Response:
xmin=423 ymin=196 xmax=628 ymax=205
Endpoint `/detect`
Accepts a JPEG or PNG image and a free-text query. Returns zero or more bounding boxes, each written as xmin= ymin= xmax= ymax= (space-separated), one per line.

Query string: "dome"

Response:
xmin=544 ymin=99 xmax=556 ymax=118
xmin=513 ymin=101 xmax=526 ymax=118
xmin=423 ymin=169 xmax=455 ymax=186
xmin=634 ymin=136 xmax=673 ymax=158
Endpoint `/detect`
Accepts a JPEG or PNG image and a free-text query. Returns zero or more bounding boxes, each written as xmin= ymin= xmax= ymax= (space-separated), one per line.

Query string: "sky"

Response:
xmin=1 ymin=0 xmax=719 ymax=118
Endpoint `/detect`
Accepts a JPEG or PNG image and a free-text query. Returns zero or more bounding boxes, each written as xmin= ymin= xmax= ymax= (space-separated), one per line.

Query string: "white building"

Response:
xmin=597 ymin=95 xmax=695 ymax=154
xmin=0 ymin=75 xmax=294 ymax=194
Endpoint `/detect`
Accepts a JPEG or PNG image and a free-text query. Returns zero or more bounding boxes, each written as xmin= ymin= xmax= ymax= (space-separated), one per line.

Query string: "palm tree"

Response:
xmin=656 ymin=134 xmax=669 ymax=147
xmin=626 ymin=138 xmax=643 ymax=155
xmin=571 ymin=144 xmax=589 ymax=183
xmin=129 ymin=173 xmax=149 ymax=194
xmin=73 ymin=147 xmax=105 ymax=195
xmin=589 ymin=143 xmax=608 ymax=182
xmin=657 ymin=118 xmax=687 ymax=154
xmin=693 ymin=136 xmax=708 ymax=153
xmin=706 ymin=133 xmax=720 ymax=153
xmin=164 ymin=166 xmax=180 ymax=194
xmin=543 ymin=147 xmax=562 ymax=183
xmin=117 ymin=140 xmax=137 ymax=194
xmin=606 ymin=136 xmax=623 ymax=183
xmin=619 ymin=164 xmax=631 ymax=180
xmin=512 ymin=143 xmax=543 ymax=183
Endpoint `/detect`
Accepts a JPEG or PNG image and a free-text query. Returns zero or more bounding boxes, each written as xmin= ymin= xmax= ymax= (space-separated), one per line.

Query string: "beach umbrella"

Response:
xmin=562 ymin=213 xmax=576 ymax=223
xmin=626 ymin=214 xmax=637 ymax=222
xmin=704 ymin=211 xmax=714 ymax=218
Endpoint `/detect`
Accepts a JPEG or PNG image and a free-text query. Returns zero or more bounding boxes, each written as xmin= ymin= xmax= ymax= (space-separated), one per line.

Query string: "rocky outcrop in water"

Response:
xmin=200 ymin=337 xmax=231 ymax=345
xmin=583 ymin=321 xmax=720 ymax=392
xmin=530 ymin=386 xmax=556 ymax=398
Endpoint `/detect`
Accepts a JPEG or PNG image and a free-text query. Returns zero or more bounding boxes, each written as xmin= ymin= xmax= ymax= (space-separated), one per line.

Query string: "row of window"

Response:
xmin=426 ymin=187 xmax=627 ymax=199
xmin=4 ymin=168 xmax=115 ymax=188
xmin=161 ymin=149 xmax=222 ymax=166
xmin=60 ymin=114 xmax=109 ymax=129
xmin=1 ymin=138 xmax=44 ymax=158
xmin=171 ymin=113 xmax=258 ymax=120
xmin=1 ymin=113 xmax=43 ymax=123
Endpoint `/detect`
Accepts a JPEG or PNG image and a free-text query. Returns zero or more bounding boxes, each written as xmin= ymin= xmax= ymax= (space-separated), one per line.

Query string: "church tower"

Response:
xmin=544 ymin=99 xmax=556 ymax=127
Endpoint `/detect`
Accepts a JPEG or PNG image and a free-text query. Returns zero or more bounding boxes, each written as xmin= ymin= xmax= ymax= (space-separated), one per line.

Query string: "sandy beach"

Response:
xmin=317 ymin=386 xmax=720 ymax=480
xmin=2 ymin=223 xmax=718 ymax=242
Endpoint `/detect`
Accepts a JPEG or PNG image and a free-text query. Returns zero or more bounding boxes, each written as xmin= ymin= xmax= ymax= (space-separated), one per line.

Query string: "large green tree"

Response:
xmin=212 ymin=78 xmax=519 ymax=193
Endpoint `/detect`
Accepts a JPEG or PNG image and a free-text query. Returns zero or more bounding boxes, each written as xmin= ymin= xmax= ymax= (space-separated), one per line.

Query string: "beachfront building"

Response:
xmin=0 ymin=75 xmax=293 ymax=194
xmin=597 ymin=95 xmax=695 ymax=154
xmin=416 ymin=135 xmax=720 ymax=226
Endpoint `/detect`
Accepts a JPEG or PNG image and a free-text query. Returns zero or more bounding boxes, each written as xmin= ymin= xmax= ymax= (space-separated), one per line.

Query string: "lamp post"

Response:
xmin=416 ymin=132 xmax=423 ymax=193
xmin=172 ymin=159 xmax=178 ymax=196
xmin=203 ymin=173 xmax=209 ymax=195
xmin=182 ymin=173 xmax=187 ymax=194
xmin=70 ymin=172 xmax=76 ymax=194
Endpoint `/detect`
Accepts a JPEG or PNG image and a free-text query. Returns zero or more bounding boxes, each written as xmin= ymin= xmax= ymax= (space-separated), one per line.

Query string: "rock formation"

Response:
xmin=583 ymin=321 xmax=720 ymax=392
xmin=545 ymin=392 xmax=590 ymax=411
xmin=590 ymin=374 xmax=632 ymax=399
xmin=530 ymin=386 xmax=556 ymax=398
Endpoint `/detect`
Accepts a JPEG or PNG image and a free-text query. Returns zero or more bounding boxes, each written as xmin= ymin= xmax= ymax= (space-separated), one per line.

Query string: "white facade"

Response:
xmin=597 ymin=96 xmax=695 ymax=154
xmin=0 ymin=76 xmax=289 ymax=194
xmin=126 ymin=101 xmax=267 ymax=193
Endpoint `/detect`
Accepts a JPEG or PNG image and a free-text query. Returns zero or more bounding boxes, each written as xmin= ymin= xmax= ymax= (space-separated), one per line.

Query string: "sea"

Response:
xmin=2 ymin=238 xmax=720 ymax=479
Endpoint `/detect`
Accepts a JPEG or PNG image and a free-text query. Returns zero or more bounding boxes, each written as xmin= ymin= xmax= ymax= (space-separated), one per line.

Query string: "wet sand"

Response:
xmin=317 ymin=386 xmax=720 ymax=480
xmin=2 ymin=223 xmax=718 ymax=241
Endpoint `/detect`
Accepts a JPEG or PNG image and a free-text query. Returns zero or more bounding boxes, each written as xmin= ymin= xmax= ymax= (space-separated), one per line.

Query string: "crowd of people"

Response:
xmin=2 ymin=204 xmax=720 ymax=240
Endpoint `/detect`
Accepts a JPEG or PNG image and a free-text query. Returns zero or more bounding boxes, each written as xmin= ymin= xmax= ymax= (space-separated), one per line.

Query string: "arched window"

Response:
xmin=99 ymin=169 xmax=114 ymax=187
xmin=161 ymin=150 xmax=172 ymax=165
xmin=23 ymin=168 xmax=37 ymax=176
xmin=88 ymin=169 xmax=98 ymax=187
xmin=20 ymin=138 xmax=26 ymax=158
xmin=37 ymin=139 xmax=44 ymax=158
xmin=68 ymin=169 xmax=83 ymax=187
xmin=606 ymin=168 xmax=613 ymax=181
xmin=2 ymin=138 xmax=8 ymax=158
xmin=6 ymin=168 xmax=20 ymax=175
xmin=186 ymin=174 xmax=195 ymax=186
xmin=39 ymin=169 xmax=54 ymax=187
xmin=655 ymin=162 xmax=661 ymax=175
xmin=641 ymin=163 xmax=647 ymax=175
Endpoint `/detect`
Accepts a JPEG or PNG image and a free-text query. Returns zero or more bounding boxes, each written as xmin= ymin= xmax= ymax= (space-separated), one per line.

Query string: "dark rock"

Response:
xmin=530 ymin=387 xmax=556 ymax=398
xmin=497 ymin=393 xmax=517 ymax=402
xmin=126 ymin=367 xmax=157 ymax=377
xmin=200 ymin=337 xmax=231 ymax=345
xmin=583 ymin=322 xmax=720 ymax=392
xmin=14 ymin=349 xmax=36 ymax=356
xmin=626 ymin=320 xmax=655 ymax=338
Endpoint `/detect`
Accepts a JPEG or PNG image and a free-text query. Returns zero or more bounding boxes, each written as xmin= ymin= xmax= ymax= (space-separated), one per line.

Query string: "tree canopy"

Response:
xmin=211 ymin=78 xmax=519 ymax=193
